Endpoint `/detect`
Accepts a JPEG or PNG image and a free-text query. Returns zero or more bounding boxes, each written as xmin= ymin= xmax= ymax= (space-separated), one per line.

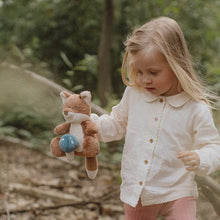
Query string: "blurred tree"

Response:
xmin=97 ymin=0 xmax=114 ymax=107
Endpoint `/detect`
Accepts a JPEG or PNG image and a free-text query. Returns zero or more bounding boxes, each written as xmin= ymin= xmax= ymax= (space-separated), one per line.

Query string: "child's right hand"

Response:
xmin=177 ymin=151 xmax=200 ymax=171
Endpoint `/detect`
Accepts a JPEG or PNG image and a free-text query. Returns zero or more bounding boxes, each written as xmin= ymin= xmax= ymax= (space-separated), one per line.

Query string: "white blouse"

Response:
xmin=91 ymin=86 xmax=220 ymax=207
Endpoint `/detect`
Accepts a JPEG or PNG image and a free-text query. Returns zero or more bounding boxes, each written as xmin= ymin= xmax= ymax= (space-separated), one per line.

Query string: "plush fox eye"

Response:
xmin=74 ymin=106 xmax=78 ymax=111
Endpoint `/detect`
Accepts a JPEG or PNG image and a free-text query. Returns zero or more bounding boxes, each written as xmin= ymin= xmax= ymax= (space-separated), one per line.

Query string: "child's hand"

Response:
xmin=177 ymin=151 xmax=200 ymax=171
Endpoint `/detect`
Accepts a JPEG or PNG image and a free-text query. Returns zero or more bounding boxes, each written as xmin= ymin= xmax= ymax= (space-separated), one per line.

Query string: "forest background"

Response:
xmin=0 ymin=0 xmax=220 ymax=219
xmin=0 ymin=0 xmax=219 ymax=164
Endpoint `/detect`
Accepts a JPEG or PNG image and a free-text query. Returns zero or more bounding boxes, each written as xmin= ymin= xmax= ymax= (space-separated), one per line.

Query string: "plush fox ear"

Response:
xmin=60 ymin=91 xmax=71 ymax=103
xmin=80 ymin=91 xmax=91 ymax=106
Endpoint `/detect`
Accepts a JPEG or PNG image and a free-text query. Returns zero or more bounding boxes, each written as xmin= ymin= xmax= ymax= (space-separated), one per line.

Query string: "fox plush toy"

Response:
xmin=50 ymin=91 xmax=100 ymax=179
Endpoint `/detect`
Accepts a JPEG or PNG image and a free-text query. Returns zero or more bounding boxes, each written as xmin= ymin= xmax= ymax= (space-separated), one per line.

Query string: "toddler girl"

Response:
xmin=92 ymin=16 xmax=220 ymax=220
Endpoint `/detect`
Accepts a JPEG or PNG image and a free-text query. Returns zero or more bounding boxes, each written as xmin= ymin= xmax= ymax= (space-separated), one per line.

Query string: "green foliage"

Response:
xmin=0 ymin=108 xmax=51 ymax=140
xmin=0 ymin=0 xmax=102 ymax=72
xmin=0 ymin=0 xmax=219 ymax=152
xmin=1 ymin=0 xmax=219 ymax=98
xmin=61 ymin=54 xmax=98 ymax=93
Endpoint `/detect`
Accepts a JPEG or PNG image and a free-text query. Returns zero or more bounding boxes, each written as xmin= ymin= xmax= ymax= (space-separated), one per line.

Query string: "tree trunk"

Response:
xmin=97 ymin=0 xmax=114 ymax=107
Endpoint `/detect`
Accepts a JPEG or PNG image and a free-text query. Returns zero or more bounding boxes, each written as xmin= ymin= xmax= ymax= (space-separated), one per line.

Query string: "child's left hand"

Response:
xmin=177 ymin=151 xmax=200 ymax=171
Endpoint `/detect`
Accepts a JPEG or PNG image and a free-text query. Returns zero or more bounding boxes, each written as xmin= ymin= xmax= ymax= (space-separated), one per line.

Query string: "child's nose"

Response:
xmin=143 ymin=74 xmax=151 ymax=84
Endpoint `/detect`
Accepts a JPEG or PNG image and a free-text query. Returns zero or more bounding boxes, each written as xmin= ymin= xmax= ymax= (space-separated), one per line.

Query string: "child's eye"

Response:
xmin=137 ymin=70 xmax=143 ymax=75
xmin=149 ymin=70 xmax=159 ymax=75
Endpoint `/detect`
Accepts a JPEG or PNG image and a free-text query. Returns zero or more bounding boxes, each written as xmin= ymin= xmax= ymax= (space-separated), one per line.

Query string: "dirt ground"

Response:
xmin=0 ymin=138 xmax=219 ymax=220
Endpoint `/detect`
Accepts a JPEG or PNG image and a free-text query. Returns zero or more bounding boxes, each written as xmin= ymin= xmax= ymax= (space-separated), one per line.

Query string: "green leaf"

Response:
xmin=60 ymin=51 xmax=73 ymax=69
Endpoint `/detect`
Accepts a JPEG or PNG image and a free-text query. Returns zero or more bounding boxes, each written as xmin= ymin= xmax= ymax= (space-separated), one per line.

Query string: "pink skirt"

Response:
xmin=124 ymin=197 xmax=197 ymax=220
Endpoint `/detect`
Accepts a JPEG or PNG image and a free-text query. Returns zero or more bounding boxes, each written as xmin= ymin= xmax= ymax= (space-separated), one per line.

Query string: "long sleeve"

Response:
xmin=90 ymin=88 xmax=220 ymax=206
xmin=193 ymin=104 xmax=220 ymax=176
xmin=91 ymin=87 xmax=130 ymax=142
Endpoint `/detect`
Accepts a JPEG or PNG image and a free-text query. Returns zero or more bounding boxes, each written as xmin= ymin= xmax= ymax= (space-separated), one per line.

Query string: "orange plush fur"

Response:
xmin=50 ymin=91 xmax=100 ymax=179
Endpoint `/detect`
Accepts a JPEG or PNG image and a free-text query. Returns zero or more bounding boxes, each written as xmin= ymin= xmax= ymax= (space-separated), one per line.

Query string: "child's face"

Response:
xmin=134 ymin=46 xmax=180 ymax=96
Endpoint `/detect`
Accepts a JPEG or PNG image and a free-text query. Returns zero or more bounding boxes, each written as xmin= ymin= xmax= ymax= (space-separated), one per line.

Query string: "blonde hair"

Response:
xmin=122 ymin=16 xmax=216 ymax=106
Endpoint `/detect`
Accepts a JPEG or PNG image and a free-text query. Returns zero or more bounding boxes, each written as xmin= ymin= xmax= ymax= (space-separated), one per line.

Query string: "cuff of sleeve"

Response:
xmin=90 ymin=113 xmax=99 ymax=122
xmin=194 ymin=150 xmax=209 ymax=176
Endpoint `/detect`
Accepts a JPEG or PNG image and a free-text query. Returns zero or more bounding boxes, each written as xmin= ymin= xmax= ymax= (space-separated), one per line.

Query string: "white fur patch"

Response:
xmin=86 ymin=169 xmax=98 ymax=180
xmin=60 ymin=91 xmax=68 ymax=103
xmin=80 ymin=91 xmax=91 ymax=106
xmin=63 ymin=112 xmax=89 ymax=123
xmin=69 ymin=123 xmax=84 ymax=152
xmin=65 ymin=152 xmax=75 ymax=161
xmin=62 ymin=112 xmax=89 ymax=153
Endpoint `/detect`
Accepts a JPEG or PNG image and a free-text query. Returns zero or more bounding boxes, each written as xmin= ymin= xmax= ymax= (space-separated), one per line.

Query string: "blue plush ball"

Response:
xmin=59 ymin=134 xmax=79 ymax=153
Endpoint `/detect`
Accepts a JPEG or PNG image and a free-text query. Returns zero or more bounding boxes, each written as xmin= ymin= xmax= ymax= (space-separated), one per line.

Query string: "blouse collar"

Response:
xmin=143 ymin=90 xmax=192 ymax=108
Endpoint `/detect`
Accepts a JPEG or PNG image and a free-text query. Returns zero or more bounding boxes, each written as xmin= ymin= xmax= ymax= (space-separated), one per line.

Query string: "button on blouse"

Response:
xmin=149 ymin=139 xmax=154 ymax=143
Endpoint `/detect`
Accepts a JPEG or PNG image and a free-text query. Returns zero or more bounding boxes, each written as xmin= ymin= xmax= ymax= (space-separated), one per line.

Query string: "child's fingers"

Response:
xmin=177 ymin=151 xmax=192 ymax=159
xmin=184 ymin=159 xmax=197 ymax=166
xmin=186 ymin=164 xmax=198 ymax=171
xmin=180 ymin=155 xmax=194 ymax=163
xmin=177 ymin=151 xmax=200 ymax=171
xmin=177 ymin=151 xmax=198 ymax=161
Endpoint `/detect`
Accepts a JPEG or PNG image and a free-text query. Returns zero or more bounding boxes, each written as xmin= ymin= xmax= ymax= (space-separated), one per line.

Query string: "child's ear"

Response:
xmin=80 ymin=91 xmax=91 ymax=106
xmin=60 ymin=91 xmax=71 ymax=103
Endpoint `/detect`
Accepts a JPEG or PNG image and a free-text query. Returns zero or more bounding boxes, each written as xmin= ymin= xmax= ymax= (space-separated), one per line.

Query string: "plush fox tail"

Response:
xmin=85 ymin=157 xmax=98 ymax=179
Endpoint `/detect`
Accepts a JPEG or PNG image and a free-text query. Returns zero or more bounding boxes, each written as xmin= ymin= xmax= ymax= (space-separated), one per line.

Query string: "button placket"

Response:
xmin=154 ymin=98 xmax=164 ymax=125
xmin=145 ymin=99 xmax=166 ymax=180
